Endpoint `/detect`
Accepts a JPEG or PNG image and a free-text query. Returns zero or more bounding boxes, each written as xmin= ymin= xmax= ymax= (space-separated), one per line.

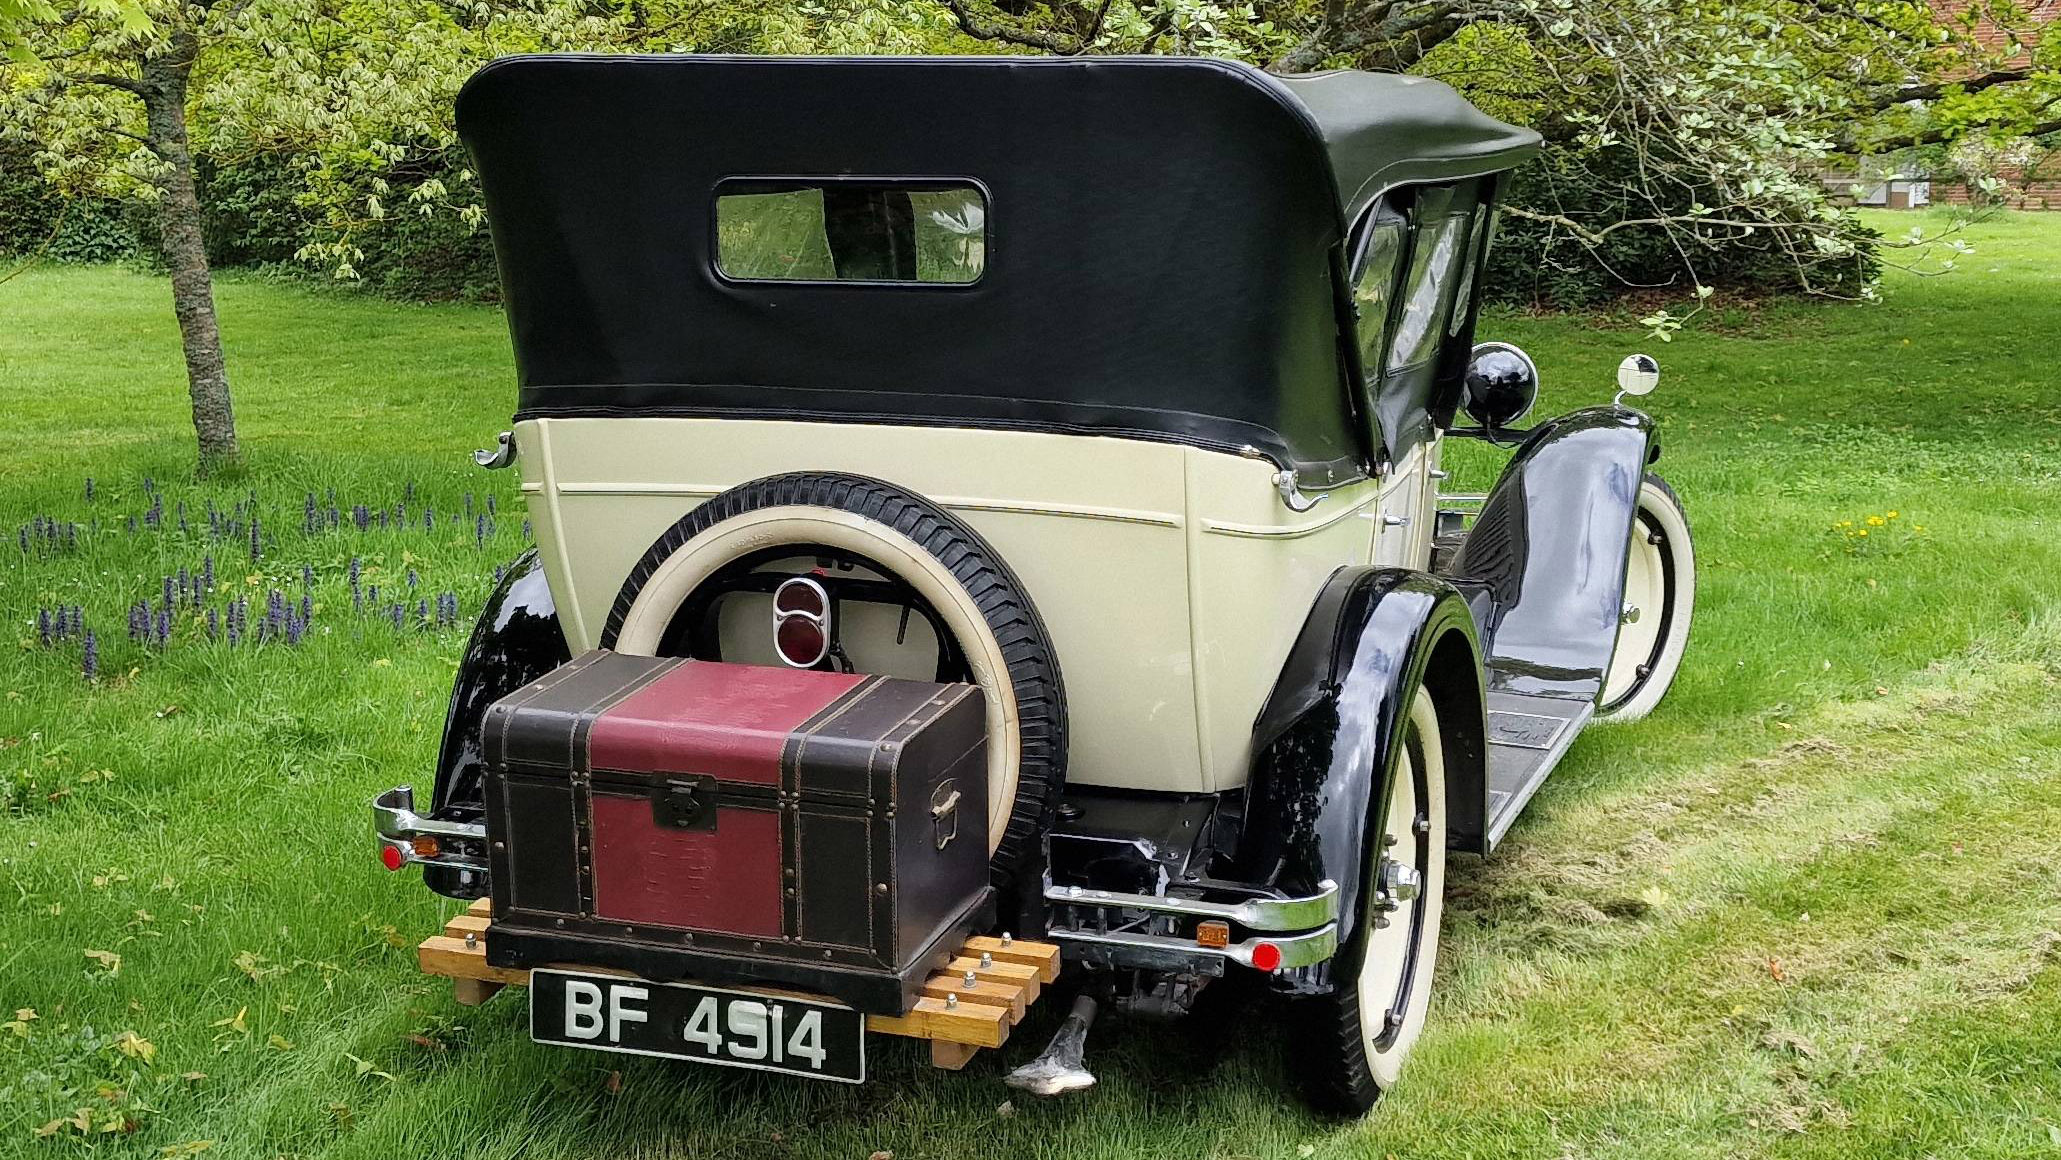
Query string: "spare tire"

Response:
xmin=598 ymin=471 xmax=1067 ymax=915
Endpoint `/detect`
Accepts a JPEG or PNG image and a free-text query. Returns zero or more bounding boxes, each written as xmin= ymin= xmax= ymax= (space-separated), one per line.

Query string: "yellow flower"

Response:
xmin=1886 ymin=510 xmax=1899 ymax=518
xmin=1866 ymin=516 xmax=1885 ymax=527
xmin=1857 ymin=529 xmax=1869 ymax=537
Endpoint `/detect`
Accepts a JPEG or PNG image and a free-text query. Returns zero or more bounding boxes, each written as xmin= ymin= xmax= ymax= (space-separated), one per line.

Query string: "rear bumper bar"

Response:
xmin=1045 ymin=922 xmax=1337 ymax=972
xmin=1043 ymin=878 xmax=1340 ymax=974
xmin=373 ymin=786 xmax=488 ymax=872
xmin=1044 ymin=879 xmax=1338 ymax=931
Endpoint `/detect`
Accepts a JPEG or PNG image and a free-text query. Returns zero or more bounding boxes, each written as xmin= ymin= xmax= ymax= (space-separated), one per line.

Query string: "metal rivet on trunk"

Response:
xmin=979 ymin=951 xmax=993 ymax=969
xmin=962 ymin=969 xmax=977 ymax=988
xmin=1001 ymin=932 xmax=1013 ymax=946
xmin=946 ymin=993 xmax=959 ymax=1008
xmin=876 ymin=883 xmax=889 ymax=895
xmin=464 ymin=931 xmax=477 ymax=949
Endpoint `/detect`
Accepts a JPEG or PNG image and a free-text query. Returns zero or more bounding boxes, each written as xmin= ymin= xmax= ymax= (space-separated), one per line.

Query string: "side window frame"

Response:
xmin=1346 ymin=195 xmax=1411 ymax=449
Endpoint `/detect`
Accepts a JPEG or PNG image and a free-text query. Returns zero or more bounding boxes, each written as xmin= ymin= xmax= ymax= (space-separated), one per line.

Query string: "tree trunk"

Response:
xmin=140 ymin=35 xmax=238 ymax=472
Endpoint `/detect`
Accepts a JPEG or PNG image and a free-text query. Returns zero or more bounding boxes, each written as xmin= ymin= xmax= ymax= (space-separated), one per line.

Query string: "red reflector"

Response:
xmin=379 ymin=844 xmax=405 ymax=872
xmin=776 ymin=615 xmax=828 ymax=668
xmin=773 ymin=576 xmax=829 ymax=617
xmin=1250 ymin=942 xmax=1283 ymax=972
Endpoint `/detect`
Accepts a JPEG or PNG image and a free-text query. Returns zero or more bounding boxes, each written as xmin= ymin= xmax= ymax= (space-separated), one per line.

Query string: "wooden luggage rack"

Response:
xmin=417 ymin=900 xmax=1062 ymax=1070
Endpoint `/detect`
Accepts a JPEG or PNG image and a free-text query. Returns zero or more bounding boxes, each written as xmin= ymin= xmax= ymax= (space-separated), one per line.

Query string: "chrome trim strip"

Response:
xmin=547 ymin=481 xmax=1184 ymax=529
xmin=1043 ymin=878 xmax=1338 ymax=931
xmin=1046 ymin=923 xmax=1338 ymax=970
xmin=373 ymin=785 xmax=487 ymax=841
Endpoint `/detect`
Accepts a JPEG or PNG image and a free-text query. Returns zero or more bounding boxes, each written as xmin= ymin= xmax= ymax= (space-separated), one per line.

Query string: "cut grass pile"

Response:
xmin=2 ymin=210 xmax=2059 ymax=1159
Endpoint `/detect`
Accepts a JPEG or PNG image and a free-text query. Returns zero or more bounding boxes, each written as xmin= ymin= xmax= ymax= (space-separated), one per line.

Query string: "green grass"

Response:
xmin=3 ymin=210 xmax=2061 ymax=1159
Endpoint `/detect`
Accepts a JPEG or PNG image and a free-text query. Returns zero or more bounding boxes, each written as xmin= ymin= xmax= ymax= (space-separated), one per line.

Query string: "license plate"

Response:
xmin=529 ymin=969 xmax=866 ymax=1083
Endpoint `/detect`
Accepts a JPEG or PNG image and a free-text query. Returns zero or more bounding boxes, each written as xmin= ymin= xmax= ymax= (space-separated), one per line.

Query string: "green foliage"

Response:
xmin=0 ymin=143 xmax=140 ymax=261
xmin=1485 ymin=148 xmax=1886 ymax=309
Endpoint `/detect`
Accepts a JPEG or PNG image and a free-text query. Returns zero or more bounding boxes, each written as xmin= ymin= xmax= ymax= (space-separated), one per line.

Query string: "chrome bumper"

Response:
xmin=1045 ymin=922 xmax=1338 ymax=970
xmin=1043 ymin=878 xmax=1340 ymax=973
xmin=1044 ymin=879 xmax=1339 ymax=931
xmin=373 ymin=786 xmax=488 ymax=871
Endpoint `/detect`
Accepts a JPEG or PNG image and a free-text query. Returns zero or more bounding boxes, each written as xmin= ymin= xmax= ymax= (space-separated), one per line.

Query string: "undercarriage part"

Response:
xmin=1111 ymin=971 xmax=1210 ymax=1019
xmin=1004 ymin=994 xmax=1100 ymax=1096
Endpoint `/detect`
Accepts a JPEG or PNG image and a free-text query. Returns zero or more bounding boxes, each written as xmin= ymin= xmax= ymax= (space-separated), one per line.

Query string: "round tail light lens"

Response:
xmin=1250 ymin=942 xmax=1283 ymax=972
xmin=776 ymin=616 xmax=829 ymax=668
xmin=379 ymin=844 xmax=405 ymax=871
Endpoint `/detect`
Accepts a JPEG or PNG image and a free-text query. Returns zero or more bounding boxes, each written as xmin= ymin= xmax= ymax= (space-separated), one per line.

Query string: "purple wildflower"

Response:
xmin=207 ymin=607 xmax=219 ymax=639
xmin=302 ymin=564 xmax=316 ymax=589
xmin=163 ymin=575 xmax=176 ymax=612
xmin=405 ymin=480 xmax=415 ymax=503
xmin=82 ymin=631 xmax=98 ymax=681
xmin=37 ymin=608 xmax=52 ymax=647
xmin=177 ymin=501 xmax=188 ymax=535
xmin=304 ymin=493 xmax=319 ymax=534
xmin=202 ymin=553 xmax=215 ymax=592
xmin=406 ymin=568 xmax=418 ymax=589
xmin=16 ymin=527 xmax=27 ymax=553
xmin=424 ymin=509 xmax=435 ymax=532
xmin=486 ymin=494 xmax=497 ymax=516
xmin=300 ymin=594 xmax=312 ymax=624
xmin=85 ymin=477 xmax=95 ymax=501
xmin=475 ymin=515 xmax=487 ymax=547
xmin=153 ymin=607 xmax=170 ymax=645
xmin=390 ymin=603 xmax=405 ymax=629
xmin=285 ymin=614 xmax=303 ymax=646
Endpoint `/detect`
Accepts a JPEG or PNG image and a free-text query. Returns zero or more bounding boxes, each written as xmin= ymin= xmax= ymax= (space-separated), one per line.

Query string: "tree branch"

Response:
xmin=72 ymin=71 xmax=152 ymax=97
xmin=1861 ymin=67 xmax=2037 ymax=111
xmin=941 ymin=0 xmax=1089 ymax=53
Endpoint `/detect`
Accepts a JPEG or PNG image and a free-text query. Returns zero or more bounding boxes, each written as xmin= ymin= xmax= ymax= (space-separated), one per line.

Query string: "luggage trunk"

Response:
xmin=481 ymin=650 xmax=992 ymax=1013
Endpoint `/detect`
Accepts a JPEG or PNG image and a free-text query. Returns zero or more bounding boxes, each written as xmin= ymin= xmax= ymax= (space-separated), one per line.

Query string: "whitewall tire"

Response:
xmin=1293 ymin=685 xmax=1447 ymax=1113
xmin=1596 ymin=473 xmax=1694 ymax=724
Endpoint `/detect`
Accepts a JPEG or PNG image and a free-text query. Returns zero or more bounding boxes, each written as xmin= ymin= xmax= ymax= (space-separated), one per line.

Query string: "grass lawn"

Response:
xmin=3 ymin=210 xmax=2061 ymax=1160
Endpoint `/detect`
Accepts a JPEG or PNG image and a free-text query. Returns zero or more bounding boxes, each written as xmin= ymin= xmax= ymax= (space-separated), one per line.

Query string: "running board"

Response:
xmin=1483 ymin=691 xmax=1593 ymax=848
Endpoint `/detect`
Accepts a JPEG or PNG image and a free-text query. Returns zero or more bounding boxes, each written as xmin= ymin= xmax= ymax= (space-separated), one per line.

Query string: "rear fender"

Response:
xmin=1235 ymin=568 xmax=1486 ymax=992
xmin=1451 ymin=405 xmax=1656 ymax=701
xmin=423 ymin=549 xmax=570 ymax=899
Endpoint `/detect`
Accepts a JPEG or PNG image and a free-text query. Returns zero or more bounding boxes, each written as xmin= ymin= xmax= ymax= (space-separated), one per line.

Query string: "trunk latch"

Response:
xmin=651 ymin=775 xmax=718 ymax=831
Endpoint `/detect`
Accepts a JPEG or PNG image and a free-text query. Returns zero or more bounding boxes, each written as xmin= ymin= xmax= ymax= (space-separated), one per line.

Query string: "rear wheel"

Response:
xmin=598 ymin=472 xmax=1067 ymax=900
xmin=1292 ymin=686 xmax=1447 ymax=1114
xmin=1596 ymin=473 xmax=1694 ymax=723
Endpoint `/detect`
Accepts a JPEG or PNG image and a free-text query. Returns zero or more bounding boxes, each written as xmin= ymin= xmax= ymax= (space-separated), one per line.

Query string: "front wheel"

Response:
xmin=1290 ymin=685 xmax=1447 ymax=1114
xmin=1596 ymin=473 xmax=1695 ymax=723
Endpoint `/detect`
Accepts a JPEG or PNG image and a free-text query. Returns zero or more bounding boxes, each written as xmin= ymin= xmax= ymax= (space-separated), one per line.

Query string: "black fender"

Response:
xmin=1450 ymin=405 xmax=1656 ymax=701
xmin=1235 ymin=567 xmax=1486 ymax=993
xmin=422 ymin=549 xmax=571 ymax=899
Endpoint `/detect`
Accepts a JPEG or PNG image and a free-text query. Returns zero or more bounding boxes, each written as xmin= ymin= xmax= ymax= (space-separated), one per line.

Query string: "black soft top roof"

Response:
xmin=458 ymin=55 xmax=1540 ymax=483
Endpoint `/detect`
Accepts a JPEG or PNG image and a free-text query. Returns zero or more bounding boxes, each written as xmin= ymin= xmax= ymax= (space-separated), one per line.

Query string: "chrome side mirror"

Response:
xmin=1615 ymin=354 xmax=1660 ymax=401
xmin=1463 ymin=342 xmax=1539 ymax=429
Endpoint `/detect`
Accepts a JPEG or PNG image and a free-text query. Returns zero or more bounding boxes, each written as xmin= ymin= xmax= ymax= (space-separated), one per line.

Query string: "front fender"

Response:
xmin=1236 ymin=568 xmax=1485 ymax=991
xmin=422 ymin=549 xmax=570 ymax=899
xmin=1451 ymin=404 xmax=1656 ymax=700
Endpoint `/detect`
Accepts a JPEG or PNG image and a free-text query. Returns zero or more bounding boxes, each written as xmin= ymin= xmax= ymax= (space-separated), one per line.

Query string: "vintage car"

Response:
xmin=373 ymin=54 xmax=1694 ymax=1114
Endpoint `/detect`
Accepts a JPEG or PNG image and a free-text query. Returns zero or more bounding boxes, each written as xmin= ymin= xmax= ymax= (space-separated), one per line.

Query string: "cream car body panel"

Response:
xmin=515 ymin=416 xmax=1438 ymax=795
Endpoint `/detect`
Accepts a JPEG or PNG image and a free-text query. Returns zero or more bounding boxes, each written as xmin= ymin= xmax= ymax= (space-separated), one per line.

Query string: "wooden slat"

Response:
xmin=467 ymin=897 xmax=492 ymax=918
xmin=418 ymin=935 xmax=531 ymax=986
xmin=918 ymin=975 xmax=1028 ymax=1020
xmin=930 ymin=1040 xmax=980 ymax=1070
xmin=866 ymin=995 xmax=1014 ymax=1048
xmin=961 ymin=935 xmax=1061 ymax=982
xmin=443 ymin=912 xmax=490 ymax=939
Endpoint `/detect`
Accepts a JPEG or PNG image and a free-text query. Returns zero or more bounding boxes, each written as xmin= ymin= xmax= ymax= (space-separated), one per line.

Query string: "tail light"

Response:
xmin=1249 ymin=942 xmax=1283 ymax=972
xmin=772 ymin=576 xmax=831 ymax=668
xmin=379 ymin=844 xmax=405 ymax=871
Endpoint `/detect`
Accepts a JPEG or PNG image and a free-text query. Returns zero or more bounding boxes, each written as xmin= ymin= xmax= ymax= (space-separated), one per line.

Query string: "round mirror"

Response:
xmin=1463 ymin=342 xmax=1539 ymax=429
xmin=1616 ymin=353 xmax=1660 ymax=397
